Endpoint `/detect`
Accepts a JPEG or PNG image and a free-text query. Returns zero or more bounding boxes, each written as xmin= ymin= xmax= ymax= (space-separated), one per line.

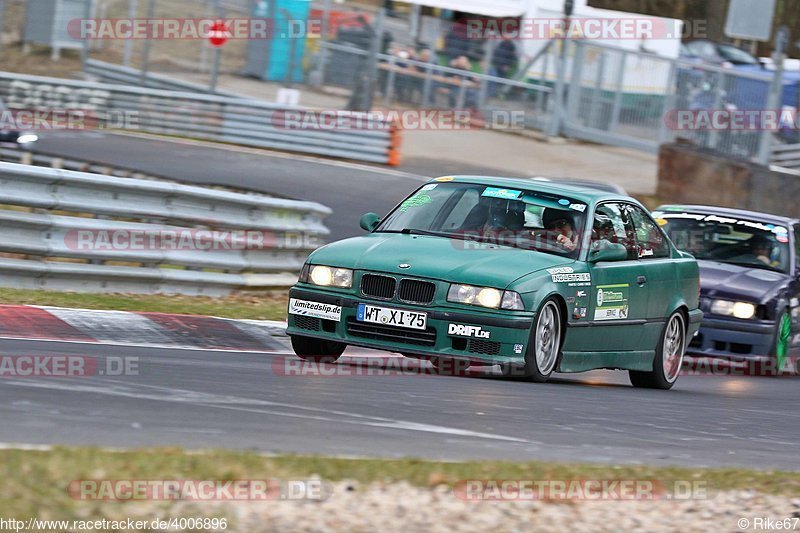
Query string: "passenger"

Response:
xmin=542 ymin=210 xmax=578 ymax=252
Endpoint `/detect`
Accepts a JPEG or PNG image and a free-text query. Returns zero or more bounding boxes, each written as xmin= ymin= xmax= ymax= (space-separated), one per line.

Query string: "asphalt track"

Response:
xmin=0 ymin=338 xmax=798 ymax=470
xmin=12 ymin=132 xmax=799 ymax=470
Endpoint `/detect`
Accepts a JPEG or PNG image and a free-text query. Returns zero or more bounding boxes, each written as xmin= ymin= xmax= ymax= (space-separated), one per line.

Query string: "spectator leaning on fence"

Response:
xmin=445 ymin=55 xmax=481 ymax=109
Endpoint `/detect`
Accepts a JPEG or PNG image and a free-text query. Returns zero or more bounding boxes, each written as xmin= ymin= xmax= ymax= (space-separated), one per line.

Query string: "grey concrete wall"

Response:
xmin=658 ymin=141 xmax=800 ymax=218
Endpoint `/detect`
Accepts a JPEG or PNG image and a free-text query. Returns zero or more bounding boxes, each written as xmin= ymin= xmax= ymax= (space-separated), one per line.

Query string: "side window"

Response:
xmin=687 ymin=41 xmax=716 ymax=60
xmin=591 ymin=203 xmax=637 ymax=260
xmin=795 ymin=225 xmax=800 ymax=269
xmin=627 ymin=206 xmax=671 ymax=259
xmin=440 ymin=188 xmax=480 ymax=230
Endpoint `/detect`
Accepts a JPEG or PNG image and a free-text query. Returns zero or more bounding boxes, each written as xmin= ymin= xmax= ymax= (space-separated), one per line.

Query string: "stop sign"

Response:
xmin=208 ymin=21 xmax=230 ymax=47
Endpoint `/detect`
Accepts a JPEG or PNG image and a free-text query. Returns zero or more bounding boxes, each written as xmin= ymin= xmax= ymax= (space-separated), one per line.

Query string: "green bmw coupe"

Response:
xmin=287 ymin=177 xmax=702 ymax=389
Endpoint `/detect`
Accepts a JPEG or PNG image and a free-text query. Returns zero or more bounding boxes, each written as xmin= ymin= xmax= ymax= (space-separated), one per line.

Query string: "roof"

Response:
xmin=435 ymin=176 xmax=632 ymax=205
xmin=655 ymin=204 xmax=799 ymax=225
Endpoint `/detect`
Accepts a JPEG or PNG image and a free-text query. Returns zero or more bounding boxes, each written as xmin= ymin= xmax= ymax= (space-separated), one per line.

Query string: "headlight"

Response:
xmin=16 ymin=134 xmax=38 ymax=144
xmin=448 ymin=284 xmax=524 ymax=310
xmin=307 ymin=265 xmax=353 ymax=288
xmin=710 ymin=300 xmax=756 ymax=320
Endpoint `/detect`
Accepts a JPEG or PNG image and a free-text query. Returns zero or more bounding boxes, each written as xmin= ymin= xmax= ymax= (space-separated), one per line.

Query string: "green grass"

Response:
xmin=0 ymin=288 xmax=289 ymax=321
xmin=1 ymin=447 xmax=799 ymax=518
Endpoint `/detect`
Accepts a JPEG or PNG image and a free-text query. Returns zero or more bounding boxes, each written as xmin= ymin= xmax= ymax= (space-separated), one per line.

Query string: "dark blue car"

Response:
xmin=653 ymin=205 xmax=800 ymax=373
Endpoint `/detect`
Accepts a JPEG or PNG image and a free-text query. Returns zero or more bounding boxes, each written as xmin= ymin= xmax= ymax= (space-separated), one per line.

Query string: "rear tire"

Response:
xmin=502 ymin=299 xmax=563 ymax=382
xmin=290 ymin=335 xmax=346 ymax=363
xmin=630 ymin=311 xmax=686 ymax=390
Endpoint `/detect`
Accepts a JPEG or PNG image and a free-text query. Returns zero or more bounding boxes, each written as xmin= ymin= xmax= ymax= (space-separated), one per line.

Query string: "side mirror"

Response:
xmin=360 ymin=212 xmax=381 ymax=232
xmin=589 ymin=243 xmax=628 ymax=263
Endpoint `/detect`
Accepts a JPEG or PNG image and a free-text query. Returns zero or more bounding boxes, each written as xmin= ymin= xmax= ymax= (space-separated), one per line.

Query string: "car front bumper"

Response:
xmin=687 ymin=316 xmax=775 ymax=361
xmin=286 ymin=287 xmax=534 ymax=365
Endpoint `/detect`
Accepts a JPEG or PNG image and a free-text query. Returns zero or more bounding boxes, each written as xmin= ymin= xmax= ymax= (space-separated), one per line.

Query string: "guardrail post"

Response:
xmin=421 ymin=63 xmax=433 ymax=107
xmin=758 ymin=26 xmax=789 ymax=165
xmin=657 ymin=62 xmax=678 ymax=144
xmin=608 ymin=51 xmax=626 ymax=134
xmin=139 ymin=0 xmax=156 ymax=86
xmin=122 ymin=0 xmax=138 ymax=67
xmin=383 ymin=55 xmax=397 ymax=106
xmin=563 ymin=40 xmax=583 ymax=131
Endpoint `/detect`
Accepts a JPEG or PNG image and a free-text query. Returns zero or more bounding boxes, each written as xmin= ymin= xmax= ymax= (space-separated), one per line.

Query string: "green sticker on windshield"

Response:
xmin=400 ymin=193 xmax=432 ymax=212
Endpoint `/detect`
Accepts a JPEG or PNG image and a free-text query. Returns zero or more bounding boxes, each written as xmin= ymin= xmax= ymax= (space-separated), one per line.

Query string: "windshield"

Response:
xmin=378 ymin=182 xmax=588 ymax=257
xmin=717 ymin=44 xmax=758 ymax=65
xmin=652 ymin=210 xmax=791 ymax=274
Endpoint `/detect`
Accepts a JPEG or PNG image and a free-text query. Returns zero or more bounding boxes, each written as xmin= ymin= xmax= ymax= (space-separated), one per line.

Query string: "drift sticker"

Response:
xmin=514 ymin=344 xmax=525 ymax=354
xmin=289 ymin=299 xmax=342 ymax=322
xmin=482 ymin=187 xmax=522 ymax=200
xmin=448 ymin=324 xmax=490 ymax=339
xmin=594 ymin=285 xmax=629 ymax=321
xmin=569 ymin=203 xmax=587 ymax=212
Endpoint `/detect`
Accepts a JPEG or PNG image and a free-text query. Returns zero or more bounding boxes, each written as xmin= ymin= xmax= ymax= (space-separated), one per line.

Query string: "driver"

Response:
xmin=749 ymin=234 xmax=775 ymax=266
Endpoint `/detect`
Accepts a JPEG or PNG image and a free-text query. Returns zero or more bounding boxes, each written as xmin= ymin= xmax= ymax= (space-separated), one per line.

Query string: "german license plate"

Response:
xmin=357 ymin=304 xmax=428 ymax=330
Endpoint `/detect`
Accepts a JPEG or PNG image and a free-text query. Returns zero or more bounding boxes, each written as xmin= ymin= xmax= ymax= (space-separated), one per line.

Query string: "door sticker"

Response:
xmin=594 ymin=284 xmax=630 ymax=321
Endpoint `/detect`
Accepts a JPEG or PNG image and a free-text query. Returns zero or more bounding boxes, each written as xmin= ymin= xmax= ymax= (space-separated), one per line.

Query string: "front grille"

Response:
xmin=347 ymin=318 xmax=436 ymax=346
xmin=398 ymin=279 xmax=436 ymax=305
xmin=361 ymin=274 xmax=396 ymax=300
xmin=294 ymin=315 xmax=321 ymax=331
xmin=468 ymin=339 xmax=501 ymax=356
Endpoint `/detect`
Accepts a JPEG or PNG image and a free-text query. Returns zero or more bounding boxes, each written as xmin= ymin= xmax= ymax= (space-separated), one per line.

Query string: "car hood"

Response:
xmin=309 ymin=233 xmax=574 ymax=289
xmin=699 ymin=260 xmax=789 ymax=303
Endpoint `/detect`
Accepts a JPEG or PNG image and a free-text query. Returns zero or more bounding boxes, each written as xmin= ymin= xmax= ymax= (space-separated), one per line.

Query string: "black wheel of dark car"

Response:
xmin=502 ymin=299 xmax=563 ymax=382
xmin=290 ymin=335 xmax=346 ymax=363
xmin=630 ymin=311 xmax=686 ymax=390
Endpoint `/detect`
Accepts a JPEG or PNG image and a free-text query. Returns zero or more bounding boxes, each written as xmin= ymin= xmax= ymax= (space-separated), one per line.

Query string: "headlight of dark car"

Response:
xmin=709 ymin=300 xmax=756 ymax=320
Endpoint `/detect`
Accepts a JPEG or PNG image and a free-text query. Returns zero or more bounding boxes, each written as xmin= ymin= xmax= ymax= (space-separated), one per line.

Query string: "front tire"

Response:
xmin=290 ymin=335 xmax=346 ymax=363
xmin=765 ymin=309 xmax=792 ymax=376
xmin=503 ymin=299 xmax=563 ymax=382
xmin=630 ymin=311 xmax=686 ymax=390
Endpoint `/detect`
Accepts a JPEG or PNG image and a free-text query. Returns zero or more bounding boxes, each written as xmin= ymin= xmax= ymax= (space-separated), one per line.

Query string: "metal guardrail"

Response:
xmin=0 ymin=70 xmax=401 ymax=166
xmin=84 ymin=59 xmax=245 ymax=97
xmin=0 ymin=161 xmax=331 ymax=295
xmin=771 ymin=143 xmax=800 ymax=170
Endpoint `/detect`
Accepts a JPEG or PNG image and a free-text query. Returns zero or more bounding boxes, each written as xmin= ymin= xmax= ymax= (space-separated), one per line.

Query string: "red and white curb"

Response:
xmin=0 ymin=305 xmax=290 ymax=352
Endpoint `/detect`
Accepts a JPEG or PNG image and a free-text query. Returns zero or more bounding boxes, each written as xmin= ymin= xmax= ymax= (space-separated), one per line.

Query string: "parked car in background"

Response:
xmin=288 ymin=177 xmax=702 ymax=389
xmin=0 ymin=99 xmax=38 ymax=148
xmin=681 ymin=40 xmax=762 ymax=68
xmin=653 ymin=205 xmax=800 ymax=373
xmin=680 ymin=40 xmax=800 ymax=112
